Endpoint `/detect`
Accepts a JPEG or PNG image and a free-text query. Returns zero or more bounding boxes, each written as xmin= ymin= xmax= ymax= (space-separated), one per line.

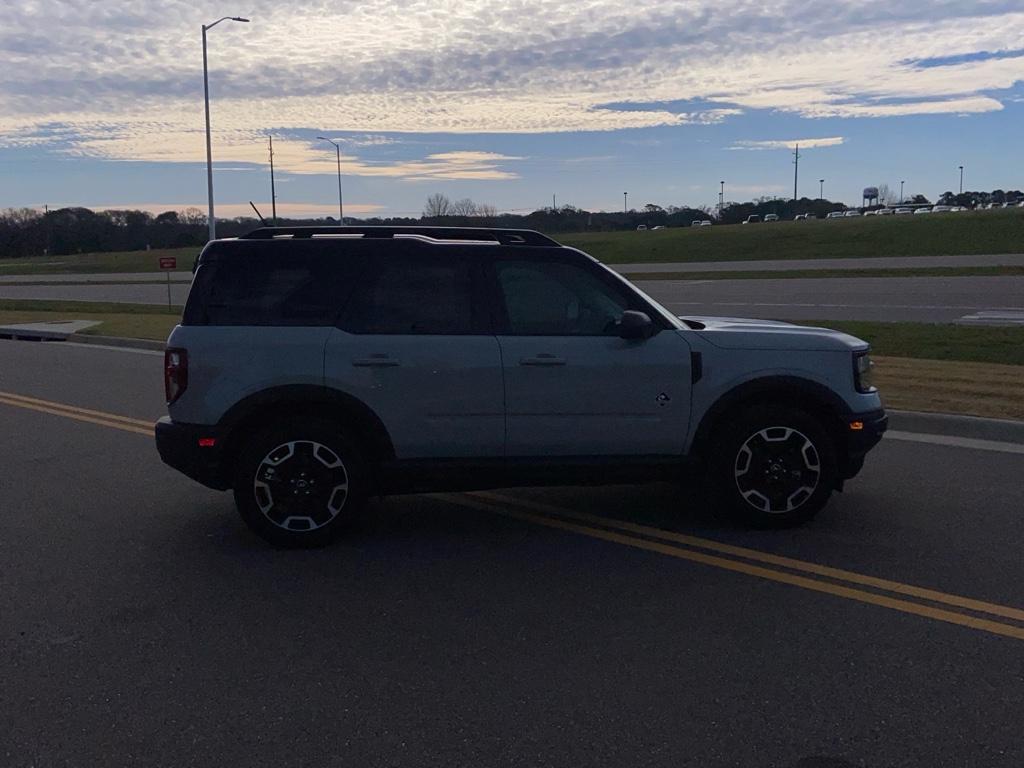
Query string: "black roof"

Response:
xmin=237 ymin=226 xmax=560 ymax=247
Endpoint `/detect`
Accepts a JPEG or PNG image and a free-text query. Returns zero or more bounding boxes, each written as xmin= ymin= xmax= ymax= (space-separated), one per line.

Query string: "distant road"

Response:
xmin=638 ymin=275 xmax=1024 ymax=323
xmin=611 ymin=253 xmax=1024 ymax=273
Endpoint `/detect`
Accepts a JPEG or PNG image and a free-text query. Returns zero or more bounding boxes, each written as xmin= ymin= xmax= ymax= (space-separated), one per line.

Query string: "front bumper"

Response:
xmin=154 ymin=417 xmax=230 ymax=490
xmin=838 ymin=408 xmax=888 ymax=480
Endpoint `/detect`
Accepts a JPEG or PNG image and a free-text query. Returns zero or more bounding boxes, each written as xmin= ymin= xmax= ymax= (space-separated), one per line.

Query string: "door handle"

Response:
xmin=352 ymin=355 xmax=401 ymax=367
xmin=519 ymin=354 xmax=566 ymax=366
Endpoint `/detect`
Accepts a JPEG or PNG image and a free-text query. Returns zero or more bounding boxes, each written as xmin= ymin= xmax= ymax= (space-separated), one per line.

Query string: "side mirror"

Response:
xmin=618 ymin=310 xmax=655 ymax=340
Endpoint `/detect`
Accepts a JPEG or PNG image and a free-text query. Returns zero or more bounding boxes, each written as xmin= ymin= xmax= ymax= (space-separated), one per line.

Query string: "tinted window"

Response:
xmin=495 ymin=260 xmax=629 ymax=335
xmin=343 ymin=257 xmax=481 ymax=334
xmin=184 ymin=249 xmax=361 ymax=326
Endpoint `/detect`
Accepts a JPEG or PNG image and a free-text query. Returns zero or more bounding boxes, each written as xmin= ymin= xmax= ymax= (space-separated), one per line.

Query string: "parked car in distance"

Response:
xmin=875 ymin=209 xmax=893 ymax=216
xmin=932 ymin=205 xmax=954 ymax=213
xmin=636 ymin=225 xmax=648 ymax=231
xmin=691 ymin=220 xmax=703 ymax=227
xmin=894 ymin=208 xmax=913 ymax=215
xmin=699 ymin=220 xmax=712 ymax=226
xmin=764 ymin=214 xmax=779 ymax=222
xmin=843 ymin=210 xmax=862 ymax=218
xmin=156 ymin=225 xmax=887 ymax=547
xmin=826 ymin=211 xmax=845 ymax=219
xmin=914 ymin=207 xmax=932 ymax=215
xmin=652 ymin=225 xmax=667 ymax=230
xmin=742 ymin=215 xmax=761 ymax=224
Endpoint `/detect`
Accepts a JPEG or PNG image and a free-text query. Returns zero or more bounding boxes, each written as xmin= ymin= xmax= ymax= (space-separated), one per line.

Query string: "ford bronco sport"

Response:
xmin=156 ymin=226 xmax=886 ymax=547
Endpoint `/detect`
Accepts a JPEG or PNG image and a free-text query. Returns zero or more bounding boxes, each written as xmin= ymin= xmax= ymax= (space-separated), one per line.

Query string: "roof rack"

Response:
xmin=238 ymin=226 xmax=559 ymax=247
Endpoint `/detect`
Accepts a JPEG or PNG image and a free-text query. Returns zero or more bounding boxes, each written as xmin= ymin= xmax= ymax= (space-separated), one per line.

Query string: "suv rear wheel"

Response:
xmin=709 ymin=405 xmax=837 ymax=527
xmin=233 ymin=421 xmax=365 ymax=547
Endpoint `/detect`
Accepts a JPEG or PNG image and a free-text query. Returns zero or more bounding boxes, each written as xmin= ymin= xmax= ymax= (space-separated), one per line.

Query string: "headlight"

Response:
xmin=854 ymin=351 xmax=874 ymax=393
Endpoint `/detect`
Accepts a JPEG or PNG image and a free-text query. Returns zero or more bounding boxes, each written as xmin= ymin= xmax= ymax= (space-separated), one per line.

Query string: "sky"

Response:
xmin=2 ymin=1 xmax=1024 ymax=217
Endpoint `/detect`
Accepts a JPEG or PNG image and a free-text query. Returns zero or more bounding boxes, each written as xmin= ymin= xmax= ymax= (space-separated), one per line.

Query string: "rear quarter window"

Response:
xmin=183 ymin=243 xmax=365 ymax=326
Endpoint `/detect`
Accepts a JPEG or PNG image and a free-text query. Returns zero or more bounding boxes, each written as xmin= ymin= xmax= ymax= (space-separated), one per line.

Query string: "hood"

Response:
xmin=680 ymin=315 xmax=868 ymax=352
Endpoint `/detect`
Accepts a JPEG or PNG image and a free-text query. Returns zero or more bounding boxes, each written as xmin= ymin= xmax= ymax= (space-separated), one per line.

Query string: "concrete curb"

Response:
xmin=66 ymin=333 xmax=166 ymax=351
xmin=888 ymin=409 xmax=1024 ymax=444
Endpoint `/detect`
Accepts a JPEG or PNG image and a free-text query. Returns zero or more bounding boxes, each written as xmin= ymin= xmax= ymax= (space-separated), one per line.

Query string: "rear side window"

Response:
xmin=184 ymin=248 xmax=362 ymax=326
xmin=341 ymin=256 xmax=483 ymax=335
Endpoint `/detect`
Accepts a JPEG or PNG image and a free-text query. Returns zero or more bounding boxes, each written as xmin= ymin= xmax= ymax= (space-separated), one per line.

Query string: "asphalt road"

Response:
xmin=1 ymin=339 xmax=1023 ymax=768
xmin=639 ymin=275 xmax=1024 ymax=323
xmin=2 ymin=275 xmax=1023 ymax=324
xmin=613 ymin=252 xmax=1024 ymax=273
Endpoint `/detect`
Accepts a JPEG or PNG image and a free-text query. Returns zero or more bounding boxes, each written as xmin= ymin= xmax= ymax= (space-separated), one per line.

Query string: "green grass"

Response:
xmin=1 ymin=209 xmax=1023 ymax=273
xmin=562 ymin=209 xmax=1024 ymax=264
xmin=0 ymin=247 xmax=195 ymax=275
xmin=797 ymin=320 xmax=1024 ymax=366
xmin=631 ymin=265 xmax=1024 ymax=281
xmin=0 ymin=299 xmax=181 ymax=340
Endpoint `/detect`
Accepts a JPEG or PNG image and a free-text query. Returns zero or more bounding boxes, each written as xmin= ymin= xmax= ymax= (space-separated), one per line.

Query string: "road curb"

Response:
xmin=66 ymin=333 xmax=165 ymax=352
xmin=888 ymin=409 xmax=1024 ymax=444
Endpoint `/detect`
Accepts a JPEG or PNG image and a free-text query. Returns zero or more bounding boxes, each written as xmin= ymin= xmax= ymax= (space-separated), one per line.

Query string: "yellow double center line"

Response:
xmin=0 ymin=390 xmax=154 ymax=436
xmin=444 ymin=492 xmax=1024 ymax=641
xmin=2 ymin=389 xmax=1022 ymax=641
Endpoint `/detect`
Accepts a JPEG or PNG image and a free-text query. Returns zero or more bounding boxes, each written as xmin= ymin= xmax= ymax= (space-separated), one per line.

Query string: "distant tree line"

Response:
xmin=1 ymin=186 xmax=1020 ymax=259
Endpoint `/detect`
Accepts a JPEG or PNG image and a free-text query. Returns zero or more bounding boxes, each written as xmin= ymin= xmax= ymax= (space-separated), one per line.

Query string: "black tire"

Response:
xmin=708 ymin=404 xmax=837 ymax=527
xmin=232 ymin=420 xmax=366 ymax=548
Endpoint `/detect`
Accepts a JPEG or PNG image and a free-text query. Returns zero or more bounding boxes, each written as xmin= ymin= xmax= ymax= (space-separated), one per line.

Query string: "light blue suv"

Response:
xmin=156 ymin=226 xmax=886 ymax=547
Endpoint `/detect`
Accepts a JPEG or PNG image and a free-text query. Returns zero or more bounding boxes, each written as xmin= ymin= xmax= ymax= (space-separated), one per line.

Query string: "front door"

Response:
xmin=492 ymin=256 xmax=692 ymax=457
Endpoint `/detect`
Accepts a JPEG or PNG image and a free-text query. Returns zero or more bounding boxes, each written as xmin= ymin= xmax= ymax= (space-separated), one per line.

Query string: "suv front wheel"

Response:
xmin=233 ymin=420 xmax=366 ymax=547
xmin=710 ymin=405 xmax=837 ymax=527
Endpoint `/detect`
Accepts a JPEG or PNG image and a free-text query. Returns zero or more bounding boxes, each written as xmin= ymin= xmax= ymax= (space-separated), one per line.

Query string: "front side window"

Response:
xmin=344 ymin=257 xmax=480 ymax=334
xmin=495 ymin=260 xmax=630 ymax=336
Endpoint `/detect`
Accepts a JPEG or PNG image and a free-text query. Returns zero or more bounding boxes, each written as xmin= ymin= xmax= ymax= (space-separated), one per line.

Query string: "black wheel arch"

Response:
xmin=217 ymin=385 xmax=395 ymax=483
xmin=690 ymin=376 xmax=851 ymax=461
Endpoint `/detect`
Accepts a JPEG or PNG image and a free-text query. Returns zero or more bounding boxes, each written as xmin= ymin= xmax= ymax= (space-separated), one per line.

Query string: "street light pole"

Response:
xmin=317 ymin=137 xmax=345 ymax=223
xmin=202 ymin=16 xmax=249 ymax=242
xmin=959 ymin=165 xmax=964 ymax=195
xmin=719 ymin=181 xmax=724 ymax=218
xmin=623 ymin=192 xmax=628 ymax=215
xmin=900 ymin=180 xmax=905 ymax=205
xmin=819 ymin=179 xmax=824 ymax=200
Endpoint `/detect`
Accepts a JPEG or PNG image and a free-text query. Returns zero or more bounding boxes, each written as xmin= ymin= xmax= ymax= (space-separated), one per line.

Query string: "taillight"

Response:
xmin=165 ymin=348 xmax=188 ymax=404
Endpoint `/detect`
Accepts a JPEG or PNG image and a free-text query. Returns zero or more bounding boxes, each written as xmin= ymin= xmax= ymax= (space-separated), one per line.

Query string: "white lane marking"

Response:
xmin=663 ymin=301 xmax=1024 ymax=311
xmin=886 ymin=430 xmax=1024 ymax=455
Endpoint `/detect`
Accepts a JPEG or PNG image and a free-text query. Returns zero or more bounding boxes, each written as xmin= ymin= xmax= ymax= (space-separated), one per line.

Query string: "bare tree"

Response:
xmin=423 ymin=193 xmax=452 ymax=218
xmin=179 ymin=207 xmax=207 ymax=226
xmin=450 ymin=198 xmax=478 ymax=217
xmin=876 ymin=184 xmax=893 ymax=205
xmin=476 ymin=203 xmax=498 ymax=218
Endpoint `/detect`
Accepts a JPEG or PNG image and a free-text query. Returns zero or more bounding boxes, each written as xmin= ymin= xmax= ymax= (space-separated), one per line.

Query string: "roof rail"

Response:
xmin=238 ymin=226 xmax=560 ymax=247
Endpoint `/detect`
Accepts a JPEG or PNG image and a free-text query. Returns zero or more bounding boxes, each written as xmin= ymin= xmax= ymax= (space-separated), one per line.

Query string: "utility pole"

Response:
xmin=623 ymin=192 xmax=628 ymax=214
xmin=268 ymin=135 xmax=277 ymax=224
xmin=959 ymin=165 xmax=964 ymax=195
xmin=819 ymin=179 xmax=824 ymax=200
xmin=900 ymin=180 xmax=905 ymax=204
xmin=792 ymin=143 xmax=800 ymax=201
xmin=719 ymin=181 xmax=724 ymax=218
xmin=553 ymin=193 xmax=556 ymax=211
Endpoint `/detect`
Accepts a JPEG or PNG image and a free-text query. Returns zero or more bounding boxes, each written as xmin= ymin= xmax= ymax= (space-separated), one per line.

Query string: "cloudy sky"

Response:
xmin=2 ymin=1 xmax=1024 ymax=217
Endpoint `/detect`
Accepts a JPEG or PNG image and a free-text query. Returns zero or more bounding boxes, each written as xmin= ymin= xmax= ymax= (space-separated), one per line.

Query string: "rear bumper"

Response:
xmin=838 ymin=408 xmax=888 ymax=479
xmin=155 ymin=417 xmax=230 ymax=490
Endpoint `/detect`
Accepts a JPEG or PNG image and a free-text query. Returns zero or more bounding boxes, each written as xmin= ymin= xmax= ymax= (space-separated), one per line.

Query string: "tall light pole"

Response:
xmin=719 ymin=180 xmax=724 ymax=217
xmin=792 ymin=143 xmax=800 ymax=201
xmin=900 ymin=180 xmax=905 ymax=204
xmin=317 ymin=137 xmax=345 ymax=223
xmin=623 ymin=192 xmax=628 ymax=215
xmin=203 ymin=15 xmax=249 ymax=241
xmin=959 ymin=165 xmax=964 ymax=195
xmin=819 ymin=179 xmax=824 ymax=200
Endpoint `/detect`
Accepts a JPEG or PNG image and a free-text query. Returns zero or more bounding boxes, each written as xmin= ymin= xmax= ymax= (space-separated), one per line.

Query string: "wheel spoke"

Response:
xmin=253 ymin=440 xmax=349 ymax=532
xmin=734 ymin=425 xmax=821 ymax=515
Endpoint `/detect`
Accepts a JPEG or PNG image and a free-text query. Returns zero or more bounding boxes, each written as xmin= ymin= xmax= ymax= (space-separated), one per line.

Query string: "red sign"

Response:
xmin=159 ymin=257 xmax=177 ymax=270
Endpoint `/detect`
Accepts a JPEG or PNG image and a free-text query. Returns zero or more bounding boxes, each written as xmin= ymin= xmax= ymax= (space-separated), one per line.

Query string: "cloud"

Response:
xmin=1 ymin=1 xmax=1023 ymax=166
xmin=729 ymin=137 xmax=845 ymax=151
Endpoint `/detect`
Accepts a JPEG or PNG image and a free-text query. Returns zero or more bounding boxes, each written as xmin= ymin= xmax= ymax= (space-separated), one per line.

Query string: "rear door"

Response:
xmin=490 ymin=253 xmax=692 ymax=457
xmin=323 ymin=248 xmax=504 ymax=459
